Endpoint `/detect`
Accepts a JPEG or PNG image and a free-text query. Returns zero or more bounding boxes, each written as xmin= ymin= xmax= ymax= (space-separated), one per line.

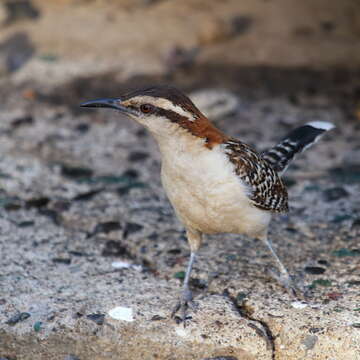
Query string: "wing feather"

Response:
xmin=224 ymin=140 xmax=288 ymax=212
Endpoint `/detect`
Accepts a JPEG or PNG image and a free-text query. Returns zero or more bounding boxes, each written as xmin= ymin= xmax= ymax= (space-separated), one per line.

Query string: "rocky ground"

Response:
xmin=1 ymin=1 xmax=360 ymax=360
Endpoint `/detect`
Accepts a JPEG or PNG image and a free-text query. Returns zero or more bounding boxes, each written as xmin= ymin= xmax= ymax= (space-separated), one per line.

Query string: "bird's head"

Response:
xmin=80 ymin=85 xmax=227 ymax=148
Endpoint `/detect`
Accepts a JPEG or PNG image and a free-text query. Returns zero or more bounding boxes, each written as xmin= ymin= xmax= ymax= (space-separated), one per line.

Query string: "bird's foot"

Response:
xmin=171 ymin=288 xmax=197 ymax=325
xmin=269 ymin=268 xmax=306 ymax=300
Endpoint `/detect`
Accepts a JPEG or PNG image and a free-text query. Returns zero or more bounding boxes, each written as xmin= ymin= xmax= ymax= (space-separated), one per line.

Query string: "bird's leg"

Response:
xmin=260 ymin=234 xmax=301 ymax=297
xmin=171 ymin=229 xmax=202 ymax=323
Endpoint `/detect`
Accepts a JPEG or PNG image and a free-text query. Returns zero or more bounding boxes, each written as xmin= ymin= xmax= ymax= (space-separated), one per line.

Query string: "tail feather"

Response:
xmin=262 ymin=121 xmax=335 ymax=173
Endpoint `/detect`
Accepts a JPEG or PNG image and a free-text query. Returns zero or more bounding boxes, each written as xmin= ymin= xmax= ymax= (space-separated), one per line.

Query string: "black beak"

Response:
xmin=80 ymin=98 xmax=137 ymax=115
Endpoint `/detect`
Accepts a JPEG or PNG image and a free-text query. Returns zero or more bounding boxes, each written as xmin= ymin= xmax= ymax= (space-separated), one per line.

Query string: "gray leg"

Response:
xmin=263 ymin=236 xmax=289 ymax=277
xmin=261 ymin=234 xmax=300 ymax=297
xmin=171 ymin=252 xmax=197 ymax=322
xmin=172 ymin=229 xmax=202 ymax=323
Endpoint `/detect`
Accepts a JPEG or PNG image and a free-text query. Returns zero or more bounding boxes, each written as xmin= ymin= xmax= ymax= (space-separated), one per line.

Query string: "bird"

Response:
xmin=80 ymin=85 xmax=335 ymax=322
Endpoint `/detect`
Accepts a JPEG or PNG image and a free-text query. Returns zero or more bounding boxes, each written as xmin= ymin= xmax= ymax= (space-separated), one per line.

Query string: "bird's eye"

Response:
xmin=140 ymin=104 xmax=154 ymax=114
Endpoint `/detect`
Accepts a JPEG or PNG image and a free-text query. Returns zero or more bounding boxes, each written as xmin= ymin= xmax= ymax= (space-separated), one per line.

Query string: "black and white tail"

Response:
xmin=262 ymin=121 xmax=335 ymax=174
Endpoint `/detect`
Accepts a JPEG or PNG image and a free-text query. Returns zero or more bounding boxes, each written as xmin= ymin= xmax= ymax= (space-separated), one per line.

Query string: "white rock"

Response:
xmin=111 ymin=261 xmax=142 ymax=271
xmin=108 ymin=306 xmax=134 ymax=322
xmin=291 ymin=301 xmax=308 ymax=309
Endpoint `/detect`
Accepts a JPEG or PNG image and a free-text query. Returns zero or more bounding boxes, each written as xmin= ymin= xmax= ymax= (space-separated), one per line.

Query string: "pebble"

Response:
xmin=291 ymin=301 xmax=308 ymax=309
xmin=92 ymin=221 xmax=122 ymax=235
xmin=111 ymin=261 xmax=142 ymax=271
xmin=86 ymin=313 xmax=105 ymax=325
xmin=304 ymin=266 xmax=326 ymax=275
xmin=60 ymin=164 xmax=93 ymax=180
xmin=33 ymin=321 xmax=42 ymax=332
xmin=128 ymin=151 xmax=149 ymax=162
xmin=6 ymin=312 xmax=31 ymax=325
xmin=102 ymin=240 xmax=129 ymax=257
xmin=3 ymin=0 xmax=40 ymax=25
xmin=108 ymin=307 xmax=134 ymax=322
xmin=123 ymin=222 xmax=143 ymax=238
xmin=11 ymin=115 xmax=34 ymax=128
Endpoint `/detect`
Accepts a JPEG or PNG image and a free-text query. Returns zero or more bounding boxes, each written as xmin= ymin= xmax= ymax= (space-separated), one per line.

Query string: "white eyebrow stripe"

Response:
xmin=129 ymin=96 xmax=196 ymax=121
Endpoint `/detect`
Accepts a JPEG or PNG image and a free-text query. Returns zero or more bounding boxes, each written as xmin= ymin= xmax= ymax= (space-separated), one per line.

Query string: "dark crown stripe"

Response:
xmin=122 ymin=85 xmax=202 ymax=117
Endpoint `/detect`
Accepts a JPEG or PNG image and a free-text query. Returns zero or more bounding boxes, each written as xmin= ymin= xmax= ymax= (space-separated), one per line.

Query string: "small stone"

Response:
xmin=3 ymin=0 xmax=40 ymax=25
xmin=92 ymin=221 xmax=122 ymax=235
xmin=111 ymin=261 xmax=142 ymax=271
xmin=60 ymin=164 xmax=93 ymax=180
xmin=33 ymin=321 xmax=42 ymax=332
xmin=102 ymin=240 xmax=129 ymax=257
xmin=52 ymin=257 xmax=71 ymax=265
xmin=236 ymin=292 xmax=247 ymax=304
xmin=174 ymin=271 xmax=185 ymax=280
xmin=304 ymin=266 xmax=326 ymax=275
xmin=291 ymin=301 xmax=308 ymax=309
xmin=309 ymin=279 xmax=332 ymax=289
xmin=323 ymin=187 xmax=349 ymax=201
xmin=167 ymin=248 xmax=181 ymax=255
xmin=6 ymin=312 xmax=31 ymax=325
xmin=327 ymin=292 xmax=342 ymax=300
xmin=108 ymin=306 xmax=133 ymax=322
xmin=1 ymin=197 xmax=22 ymax=211
xmin=301 ymin=335 xmax=318 ymax=350
xmin=17 ymin=220 xmax=34 ymax=228
xmin=151 ymin=315 xmax=165 ymax=321
xmin=11 ymin=115 xmax=33 ymax=128
xmin=128 ymin=151 xmax=149 ymax=162
xmin=123 ymin=222 xmax=143 ymax=238
xmin=317 ymin=259 xmax=329 ymax=266
xmin=122 ymin=169 xmax=139 ymax=179
xmin=86 ymin=313 xmax=105 ymax=325
xmin=52 ymin=200 xmax=71 ymax=212
xmin=25 ymin=197 xmax=50 ymax=209
xmin=352 ymin=218 xmax=360 ymax=228
xmin=332 ymin=248 xmax=360 ymax=257
xmin=190 ymin=278 xmax=207 ymax=289
xmin=72 ymin=189 xmax=103 ymax=201
xmin=75 ymin=123 xmax=90 ymax=133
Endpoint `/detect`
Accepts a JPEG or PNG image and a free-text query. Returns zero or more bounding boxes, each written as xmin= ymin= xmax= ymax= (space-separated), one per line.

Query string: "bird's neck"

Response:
xmin=154 ymin=114 xmax=228 ymax=152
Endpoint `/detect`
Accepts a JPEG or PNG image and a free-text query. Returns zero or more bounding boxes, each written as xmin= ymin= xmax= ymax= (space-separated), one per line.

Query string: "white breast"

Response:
xmin=157 ymin=135 xmax=271 ymax=238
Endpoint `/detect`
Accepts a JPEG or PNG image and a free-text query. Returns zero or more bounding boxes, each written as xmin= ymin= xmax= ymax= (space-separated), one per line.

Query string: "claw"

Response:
xmin=268 ymin=267 xmax=305 ymax=300
xmin=171 ymin=289 xmax=197 ymax=325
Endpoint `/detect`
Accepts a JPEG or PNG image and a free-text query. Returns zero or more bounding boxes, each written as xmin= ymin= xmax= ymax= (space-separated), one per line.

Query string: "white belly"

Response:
xmin=160 ymin=142 xmax=271 ymax=238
